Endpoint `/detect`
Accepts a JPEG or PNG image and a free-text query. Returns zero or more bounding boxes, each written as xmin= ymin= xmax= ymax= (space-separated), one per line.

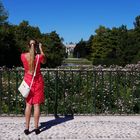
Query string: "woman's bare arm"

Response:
xmin=39 ymin=43 xmax=46 ymax=64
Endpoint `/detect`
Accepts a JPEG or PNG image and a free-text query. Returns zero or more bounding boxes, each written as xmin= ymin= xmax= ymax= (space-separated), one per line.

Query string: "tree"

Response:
xmin=86 ymin=35 xmax=94 ymax=60
xmin=43 ymin=31 xmax=65 ymax=68
xmin=134 ymin=15 xmax=140 ymax=29
xmin=90 ymin=25 xmax=130 ymax=66
xmin=0 ymin=24 xmax=21 ymax=67
xmin=0 ymin=1 xmax=21 ymax=67
xmin=131 ymin=15 xmax=140 ymax=63
xmin=0 ymin=0 xmax=8 ymax=24
xmin=91 ymin=26 xmax=112 ymax=65
xmin=14 ymin=20 xmax=42 ymax=52
xmin=73 ymin=39 xmax=87 ymax=58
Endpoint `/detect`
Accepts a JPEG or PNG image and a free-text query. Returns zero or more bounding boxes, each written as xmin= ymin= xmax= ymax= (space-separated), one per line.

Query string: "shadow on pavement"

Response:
xmin=39 ymin=115 xmax=74 ymax=133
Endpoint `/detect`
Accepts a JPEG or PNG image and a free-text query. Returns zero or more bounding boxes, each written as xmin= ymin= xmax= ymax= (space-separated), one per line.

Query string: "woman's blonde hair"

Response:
xmin=28 ymin=39 xmax=37 ymax=74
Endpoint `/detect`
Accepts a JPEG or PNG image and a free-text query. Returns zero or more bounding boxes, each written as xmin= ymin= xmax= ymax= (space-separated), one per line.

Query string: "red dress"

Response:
xmin=21 ymin=53 xmax=45 ymax=105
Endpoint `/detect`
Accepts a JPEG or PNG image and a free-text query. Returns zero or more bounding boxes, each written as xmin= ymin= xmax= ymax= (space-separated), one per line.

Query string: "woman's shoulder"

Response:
xmin=21 ymin=53 xmax=29 ymax=60
xmin=21 ymin=52 xmax=29 ymax=56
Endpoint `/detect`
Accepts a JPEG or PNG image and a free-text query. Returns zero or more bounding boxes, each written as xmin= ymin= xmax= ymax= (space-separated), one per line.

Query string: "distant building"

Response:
xmin=65 ymin=44 xmax=76 ymax=56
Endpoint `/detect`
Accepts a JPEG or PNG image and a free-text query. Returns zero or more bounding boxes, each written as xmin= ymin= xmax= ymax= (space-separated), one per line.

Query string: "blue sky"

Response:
xmin=2 ymin=0 xmax=140 ymax=44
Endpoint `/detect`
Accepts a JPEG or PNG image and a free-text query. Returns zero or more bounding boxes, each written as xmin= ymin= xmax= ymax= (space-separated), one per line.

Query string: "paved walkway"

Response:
xmin=0 ymin=116 xmax=140 ymax=140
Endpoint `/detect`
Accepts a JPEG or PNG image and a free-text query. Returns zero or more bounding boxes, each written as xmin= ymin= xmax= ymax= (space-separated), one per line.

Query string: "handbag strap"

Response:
xmin=29 ymin=54 xmax=39 ymax=88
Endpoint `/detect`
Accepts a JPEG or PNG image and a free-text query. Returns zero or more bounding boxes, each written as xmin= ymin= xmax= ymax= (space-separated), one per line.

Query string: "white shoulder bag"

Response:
xmin=18 ymin=55 xmax=39 ymax=98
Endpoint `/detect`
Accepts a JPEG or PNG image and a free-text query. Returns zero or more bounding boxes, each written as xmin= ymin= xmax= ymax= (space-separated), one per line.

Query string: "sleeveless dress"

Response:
xmin=21 ymin=53 xmax=45 ymax=105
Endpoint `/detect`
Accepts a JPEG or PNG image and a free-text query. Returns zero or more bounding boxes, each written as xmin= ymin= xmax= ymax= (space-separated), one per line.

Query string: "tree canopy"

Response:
xmin=0 ymin=1 xmax=65 ymax=68
xmin=1 ymin=0 xmax=140 ymax=67
xmin=73 ymin=16 xmax=140 ymax=66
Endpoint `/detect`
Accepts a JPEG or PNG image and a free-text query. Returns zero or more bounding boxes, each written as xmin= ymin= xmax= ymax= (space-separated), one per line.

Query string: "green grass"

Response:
xmin=63 ymin=58 xmax=92 ymax=65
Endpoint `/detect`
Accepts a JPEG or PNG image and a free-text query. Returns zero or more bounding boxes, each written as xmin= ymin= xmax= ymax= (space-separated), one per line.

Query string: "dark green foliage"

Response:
xmin=0 ymin=20 xmax=65 ymax=68
xmin=1 ymin=0 xmax=140 ymax=67
xmin=0 ymin=23 xmax=21 ymax=67
xmin=74 ymin=16 xmax=140 ymax=66
xmin=134 ymin=15 xmax=140 ymax=29
xmin=73 ymin=38 xmax=93 ymax=59
xmin=73 ymin=39 xmax=87 ymax=58
xmin=0 ymin=1 xmax=65 ymax=68
xmin=43 ymin=31 xmax=65 ymax=68
xmin=0 ymin=0 xmax=8 ymax=24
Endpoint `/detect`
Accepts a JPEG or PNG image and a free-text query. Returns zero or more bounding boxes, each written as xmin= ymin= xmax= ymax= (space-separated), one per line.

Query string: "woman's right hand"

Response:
xmin=39 ymin=43 xmax=43 ymax=51
xmin=39 ymin=43 xmax=46 ymax=64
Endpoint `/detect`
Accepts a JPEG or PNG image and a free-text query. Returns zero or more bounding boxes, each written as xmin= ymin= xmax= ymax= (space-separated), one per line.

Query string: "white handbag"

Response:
xmin=18 ymin=55 xmax=39 ymax=98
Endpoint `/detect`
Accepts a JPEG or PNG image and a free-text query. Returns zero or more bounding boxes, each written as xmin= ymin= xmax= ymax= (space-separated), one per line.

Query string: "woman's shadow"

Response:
xmin=39 ymin=115 xmax=74 ymax=133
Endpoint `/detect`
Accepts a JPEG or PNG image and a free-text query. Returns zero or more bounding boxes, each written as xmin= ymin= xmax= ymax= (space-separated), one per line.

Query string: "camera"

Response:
xmin=35 ymin=43 xmax=40 ymax=54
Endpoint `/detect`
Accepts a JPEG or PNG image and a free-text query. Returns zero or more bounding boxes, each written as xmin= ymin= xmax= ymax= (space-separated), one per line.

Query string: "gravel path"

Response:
xmin=0 ymin=116 xmax=140 ymax=140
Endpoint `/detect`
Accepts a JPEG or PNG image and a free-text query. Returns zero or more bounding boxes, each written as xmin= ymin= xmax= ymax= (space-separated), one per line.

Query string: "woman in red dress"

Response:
xmin=21 ymin=39 xmax=46 ymax=135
